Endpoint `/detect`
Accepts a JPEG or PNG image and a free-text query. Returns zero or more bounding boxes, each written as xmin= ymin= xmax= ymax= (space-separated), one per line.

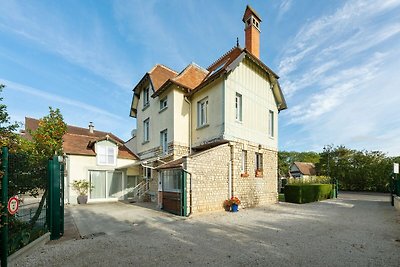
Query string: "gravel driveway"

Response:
xmin=11 ymin=192 xmax=400 ymax=266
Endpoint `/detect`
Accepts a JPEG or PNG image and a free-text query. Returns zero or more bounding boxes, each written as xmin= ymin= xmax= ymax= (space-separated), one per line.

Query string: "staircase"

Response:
xmin=126 ymin=180 xmax=149 ymax=202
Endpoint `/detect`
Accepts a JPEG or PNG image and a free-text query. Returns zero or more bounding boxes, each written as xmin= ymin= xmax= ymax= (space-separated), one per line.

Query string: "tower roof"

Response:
xmin=242 ymin=5 xmax=262 ymax=22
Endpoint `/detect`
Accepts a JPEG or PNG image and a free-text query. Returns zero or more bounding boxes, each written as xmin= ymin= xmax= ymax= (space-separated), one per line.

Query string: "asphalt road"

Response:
xmin=11 ymin=192 xmax=400 ymax=266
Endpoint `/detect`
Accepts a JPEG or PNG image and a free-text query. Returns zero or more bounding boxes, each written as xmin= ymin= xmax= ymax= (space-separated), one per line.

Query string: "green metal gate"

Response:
xmin=1 ymin=147 xmax=64 ymax=266
xmin=161 ymin=169 xmax=187 ymax=216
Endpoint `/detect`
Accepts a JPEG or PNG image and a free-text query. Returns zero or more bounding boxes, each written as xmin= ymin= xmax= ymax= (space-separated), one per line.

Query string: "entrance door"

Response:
xmin=89 ymin=170 xmax=123 ymax=200
xmin=161 ymin=169 xmax=183 ymax=215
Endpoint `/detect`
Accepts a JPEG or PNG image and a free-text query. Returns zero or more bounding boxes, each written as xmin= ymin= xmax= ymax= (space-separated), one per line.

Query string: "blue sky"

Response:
xmin=1 ymin=0 xmax=400 ymax=155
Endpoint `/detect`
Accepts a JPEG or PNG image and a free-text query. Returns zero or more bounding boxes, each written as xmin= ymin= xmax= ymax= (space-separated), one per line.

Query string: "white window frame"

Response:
xmin=235 ymin=93 xmax=242 ymax=122
xmin=160 ymin=97 xmax=167 ymax=111
xmin=143 ymin=118 xmax=150 ymax=142
xmin=89 ymin=170 xmax=123 ymax=199
xmin=96 ymin=144 xmax=117 ymax=166
xmin=160 ymin=129 xmax=168 ymax=155
xmin=241 ymin=150 xmax=247 ymax=173
xmin=143 ymin=86 xmax=150 ymax=108
xmin=197 ymin=97 xmax=208 ymax=127
xmin=255 ymin=152 xmax=263 ymax=171
xmin=269 ymin=110 xmax=274 ymax=138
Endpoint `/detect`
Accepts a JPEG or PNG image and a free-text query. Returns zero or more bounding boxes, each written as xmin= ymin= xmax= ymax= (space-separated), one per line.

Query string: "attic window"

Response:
xmin=143 ymin=86 xmax=150 ymax=108
xmin=97 ymin=144 xmax=117 ymax=166
xmin=247 ymin=18 xmax=251 ymax=26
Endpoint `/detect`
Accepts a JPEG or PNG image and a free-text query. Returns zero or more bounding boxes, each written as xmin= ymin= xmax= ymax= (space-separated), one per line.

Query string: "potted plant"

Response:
xmin=230 ymin=196 xmax=241 ymax=212
xmin=71 ymin=180 xmax=93 ymax=204
xmin=223 ymin=199 xmax=231 ymax=211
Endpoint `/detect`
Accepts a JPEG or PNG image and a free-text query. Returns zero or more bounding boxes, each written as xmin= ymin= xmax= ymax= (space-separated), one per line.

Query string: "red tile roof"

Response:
xmin=24 ymin=117 xmax=137 ymax=160
xmin=148 ymin=64 xmax=178 ymax=91
xmin=153 ymin=63 xmax=208 ymax=97
xmin=138 ymin=45 xmax=287 ymax=111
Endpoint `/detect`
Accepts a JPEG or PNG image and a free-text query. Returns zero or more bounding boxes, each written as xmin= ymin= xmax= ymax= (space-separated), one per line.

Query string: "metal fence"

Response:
xmin=1 ymin=147 xmax=64 ymax=266
xmin=7 ymin=151 xmax=48 ymax=256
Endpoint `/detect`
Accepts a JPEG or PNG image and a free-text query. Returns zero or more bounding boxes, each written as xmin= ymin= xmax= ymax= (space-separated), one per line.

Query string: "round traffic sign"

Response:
xmin=7 ymin=196 xmax=19 ymax=215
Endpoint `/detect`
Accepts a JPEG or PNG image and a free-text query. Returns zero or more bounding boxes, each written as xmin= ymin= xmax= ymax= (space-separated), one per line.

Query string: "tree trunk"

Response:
xmin=29 ymin=189 xmax=47 ymax=228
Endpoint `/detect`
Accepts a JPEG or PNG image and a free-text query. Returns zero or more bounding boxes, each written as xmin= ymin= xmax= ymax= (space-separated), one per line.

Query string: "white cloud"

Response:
xmin=1 ymin=79 xmax=124 ymax=121
xmin=277 ymin=0 xmax=292 ymax=20
xmin=0 ymin=1 xmax=134 ymax=89
xmin=278 ymin=0 xmax=400 ymax=155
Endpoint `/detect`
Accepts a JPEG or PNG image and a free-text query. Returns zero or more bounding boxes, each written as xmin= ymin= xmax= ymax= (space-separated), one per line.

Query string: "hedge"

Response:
xmin=284 ymin=184 xmax=333 ymax=204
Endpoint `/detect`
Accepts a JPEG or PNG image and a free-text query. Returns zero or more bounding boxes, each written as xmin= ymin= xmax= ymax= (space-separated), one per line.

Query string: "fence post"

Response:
xmin=60 ymin=161 xmax=64 ymax=236
xmin=1 ymin=147 xmax=9 ymax=267
xmin=49 ymin=156 xmax=61 ymax=240
xmin=47 ymin=159 xmax=53 ymax=234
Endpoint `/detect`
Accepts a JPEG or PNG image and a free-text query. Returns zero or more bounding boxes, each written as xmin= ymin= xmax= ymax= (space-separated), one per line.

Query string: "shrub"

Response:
xmin=284 ymin=184 xmax=333 ymax=204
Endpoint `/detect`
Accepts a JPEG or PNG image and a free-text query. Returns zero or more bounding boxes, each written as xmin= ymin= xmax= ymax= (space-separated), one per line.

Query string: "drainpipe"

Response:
xmin=181 ymin=156 xmax=192 ymax=217
xmin=184 ymin=96 xmax=192 ymax=154
xmin=182 ymin=169 xmax=192 ymax=216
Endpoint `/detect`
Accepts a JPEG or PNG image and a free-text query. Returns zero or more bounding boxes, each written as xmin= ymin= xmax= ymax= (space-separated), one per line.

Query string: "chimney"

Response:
xmin=88 ymin=122 xmax=94 ymax=133
xmin=242 ymin=5 xmax=262 ymax=59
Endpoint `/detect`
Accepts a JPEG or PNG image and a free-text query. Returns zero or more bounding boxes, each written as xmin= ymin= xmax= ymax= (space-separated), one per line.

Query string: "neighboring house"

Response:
xmin=23 ymin=117 xmax=139 ymax=204
xmin=127 ymin=5 xmax=287 ymax=215
xmin=289 ymin=162 xmax=316 ymax=179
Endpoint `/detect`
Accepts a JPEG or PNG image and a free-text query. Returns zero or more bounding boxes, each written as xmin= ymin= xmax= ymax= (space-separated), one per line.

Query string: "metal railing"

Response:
xmin=124 ymin=180 xmax=148 ymax=201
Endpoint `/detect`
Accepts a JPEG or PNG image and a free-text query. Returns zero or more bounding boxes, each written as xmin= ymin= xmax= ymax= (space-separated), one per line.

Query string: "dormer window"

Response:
xmin=143 ymin=86 xmax=150 ymax=108
xmin=160 ymin=97 xmax=167 ymax=111
xmin=96 ymin=143 xmax=117 ymax=166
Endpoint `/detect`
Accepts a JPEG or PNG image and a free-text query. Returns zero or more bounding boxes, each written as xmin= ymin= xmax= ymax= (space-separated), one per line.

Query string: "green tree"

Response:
xmin=316 ymin=145 xmax=393 ymax=192
xmin=30 ymin=107 xmax=67 ymax=158
xmin=26 ymin=107 xmax=67 ymax=226
xmin=0 ymin=84 xmax=19 ymax=147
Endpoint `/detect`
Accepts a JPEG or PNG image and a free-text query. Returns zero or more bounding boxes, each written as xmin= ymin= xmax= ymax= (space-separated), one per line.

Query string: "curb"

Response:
xmin=8 ymin=232 xmax=50 ymax=264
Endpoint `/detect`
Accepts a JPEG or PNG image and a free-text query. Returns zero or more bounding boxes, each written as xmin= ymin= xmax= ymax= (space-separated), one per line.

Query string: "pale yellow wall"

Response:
xmin=66 ymin=154 xmax=136 ymax=204
xmin=191 ymin=79 xmax=225 ymax=147
xmin=224 ymin=58 xmax=278 ymax=151
xmin=136 ymin=83 xmax=174 ymax=158
xmin=173 ymin=89 xmax=190 ymax=147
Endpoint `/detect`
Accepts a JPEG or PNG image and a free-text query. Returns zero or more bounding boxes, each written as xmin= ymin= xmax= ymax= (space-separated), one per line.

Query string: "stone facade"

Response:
xmin=183 ymin=141 xmax=278 ymax=214
xmin=184 ymin=144 xmax=230 ymax=213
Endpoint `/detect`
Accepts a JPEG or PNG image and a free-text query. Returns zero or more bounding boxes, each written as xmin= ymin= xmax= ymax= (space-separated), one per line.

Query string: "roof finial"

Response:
xmin=236 ymin=37 xmax=239 ymax=47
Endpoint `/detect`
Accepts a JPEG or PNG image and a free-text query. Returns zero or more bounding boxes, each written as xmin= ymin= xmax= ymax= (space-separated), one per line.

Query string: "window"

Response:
xmin=269 ymin=110 xmax=274 ymax=137
xmin=161 ymin=169 xmax=182 ymax=193
xmin=160 ymin=97 xmax=167 ymax=111
xmin=143 ymin=86 xmax=150 ymax=108
xmin=96 ymin=145 xmax=116 ymax=166
xmin=160 ymin=129 xmax=168 ymax=155
xmin=235 ymin=93 xmax=242 ymax=122
xmin=143 ymin=118 xmax=150 ymax=142
xmin=197 ymin=97 xmax=208 ymax=127
xmin=89 ymin=170 xmax=123 ymax=199
xmin=241 ymin=150 xmax=247 ymax=173
xmin=255 ymin=152 xmax=263 ymax=171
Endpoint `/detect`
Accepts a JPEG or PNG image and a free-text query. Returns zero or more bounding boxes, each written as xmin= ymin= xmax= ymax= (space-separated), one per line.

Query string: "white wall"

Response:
xmin=191 ymin=79 xmax=225 ymax=147
xmin=173 ymin=89 xmax=190 ymax=147
xmin=66 ymin=154 xmax=136 ymax=204
xmin=224 ymin=58 xmax=278 ymax=151
xmin=136 ymin=82 xmax=174 ymax=159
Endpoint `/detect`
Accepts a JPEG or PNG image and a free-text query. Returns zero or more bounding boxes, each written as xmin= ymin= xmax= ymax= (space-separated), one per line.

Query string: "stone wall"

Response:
xmin=184 ymin=141 xmax=278 ymax=214
xmin=231 ymin=142 xmax=278 ymax=208
xmin=184 ymin=144 xmax=230 ymax=213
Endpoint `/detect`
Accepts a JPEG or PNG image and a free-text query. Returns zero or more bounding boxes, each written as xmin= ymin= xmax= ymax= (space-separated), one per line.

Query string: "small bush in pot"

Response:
xmin=71 ymin=180 xmax=93 ymax=204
